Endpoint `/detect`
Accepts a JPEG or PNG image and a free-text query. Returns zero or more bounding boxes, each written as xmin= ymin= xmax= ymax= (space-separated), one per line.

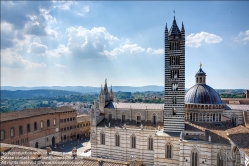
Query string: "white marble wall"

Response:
xmin=91 ymin=127 xmax=157 ymax=166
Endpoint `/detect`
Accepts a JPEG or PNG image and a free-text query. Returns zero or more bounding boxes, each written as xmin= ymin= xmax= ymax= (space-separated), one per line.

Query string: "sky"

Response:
xmin=1 ymin=1 xmax=249 ymax=89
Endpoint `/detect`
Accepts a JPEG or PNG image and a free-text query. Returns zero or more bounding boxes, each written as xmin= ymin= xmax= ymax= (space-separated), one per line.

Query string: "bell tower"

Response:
xmin=164 ymin=16 xmax=185 ymax=133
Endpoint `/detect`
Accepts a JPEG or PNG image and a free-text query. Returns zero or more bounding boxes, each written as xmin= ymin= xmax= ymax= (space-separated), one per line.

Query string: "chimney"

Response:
xmin=246 ymin=90 xmax=249 ymax=99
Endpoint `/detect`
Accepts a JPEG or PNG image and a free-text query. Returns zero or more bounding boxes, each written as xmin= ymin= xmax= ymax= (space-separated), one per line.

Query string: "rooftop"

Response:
xmin=97 ymin=118 xmax=164 ymax=130
xmin=105 ymin=102 xmax=164 ymax=110
xmin=225 ymin=104 xmax=249 ymax=110
xmin=0 ymin=106 xmax=76 ymax=122
xmin=227 ymin=125 xmax=249 ymax=156
xmin=184 ymin=121 xmax=234 ymax=145
xmin=76 ymin=115 xmax=90 ymax=123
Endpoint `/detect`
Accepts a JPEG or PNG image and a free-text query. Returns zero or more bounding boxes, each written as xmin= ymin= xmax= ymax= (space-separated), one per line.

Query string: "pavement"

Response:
xmin=46 ymin=137 xmax=91 ymax=157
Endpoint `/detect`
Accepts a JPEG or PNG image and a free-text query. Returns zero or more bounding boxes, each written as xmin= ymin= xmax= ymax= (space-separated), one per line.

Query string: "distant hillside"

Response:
xmin=1 ymin=85 xmax=164 ymax=93
xmin=1 ymin=89 xmax=82 ymax=99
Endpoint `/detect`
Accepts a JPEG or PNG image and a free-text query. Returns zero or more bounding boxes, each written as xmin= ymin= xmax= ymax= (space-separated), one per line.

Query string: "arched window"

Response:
xmin=232 ymin=146 xmax=241 ymax=165
xmin=115 ymin=133 xmax=120 ymax=147
xmin=172 ymin=108 xmax=176 ymax=115
xmin=19 ymin=125 xmax=23 ymax=135
xmin=47 ymin=119 xmax=50 ymax=127
xmin=109 ymin=113 xmax=112 ymax=121
xmin=191 ymin=149 xmax=199 ymax=166
xmin=231 ymin=114 xmax=238 ymax=127
xmin=26 ymin=124 xmax=30 ymax=133
xmin=53 ymin=118 xmax=56 ymax=126
xmin=34 ymin=122 xmax=37 ymax=131
xmin=165 ymin=143 xmax=172 ymax=158
xmin=131 ymin=134 xmax=136 ymax=148
xmin=122 ymin=114 xmax=125 ymax=123
xmin=148 ymin=136 xmax=153 ymax=150
xmin=100 ymin=132 xmax=105 ymax=145
xmin=153 ymin=113 xmax=157 ymax=125
xmin=41 ymin=121 xmax=43 ymax=129
xmin=217 ymin=151 xmax=224 ymax=166
xmin=136 ymin=113 xmax=141 ymax=124
xmin=10 ymin=127 xmax=14 ymax=137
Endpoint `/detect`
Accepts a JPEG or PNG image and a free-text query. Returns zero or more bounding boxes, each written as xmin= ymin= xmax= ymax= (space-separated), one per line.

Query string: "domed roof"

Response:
xmin=185 ymin=84 xmax=222 ymax=104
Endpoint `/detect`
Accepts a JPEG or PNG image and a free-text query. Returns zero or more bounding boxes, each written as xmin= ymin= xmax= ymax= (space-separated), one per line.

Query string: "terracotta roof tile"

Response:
xmin=0 ymin=106 xmax=75 ymax=122
xmin=227 ymin=125 xmax=249 ymax=156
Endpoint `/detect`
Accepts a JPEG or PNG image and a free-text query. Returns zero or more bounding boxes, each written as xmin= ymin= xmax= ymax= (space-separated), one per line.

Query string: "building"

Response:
xmin=0 ymin=106 xmax=90 ymax=149
xmin=0 ymin=143 xmax=131 ymax=166
xmin=90 ymin=16 xmax=249 ymax=166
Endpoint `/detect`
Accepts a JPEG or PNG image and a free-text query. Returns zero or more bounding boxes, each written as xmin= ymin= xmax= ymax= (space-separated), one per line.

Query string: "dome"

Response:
xmin=185 ymin=84 xmax=222 ymax=104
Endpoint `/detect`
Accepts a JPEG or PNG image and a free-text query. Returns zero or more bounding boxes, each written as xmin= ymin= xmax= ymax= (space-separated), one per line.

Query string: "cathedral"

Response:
xmin=90 ymin=16 xmax=249 ymax=166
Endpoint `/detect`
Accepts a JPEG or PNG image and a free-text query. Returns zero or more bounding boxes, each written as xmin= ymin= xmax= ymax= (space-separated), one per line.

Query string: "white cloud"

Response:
xmin=77 ymin=5 xmax=90 ymax=16
xmin=27 ymin=37 xmax=48 ymax=55
xmin=47 ymin=44 xmax=71 ymax=57
xmin=101 ymin=44 xmax=145 ymax=57
xmin=234 ymin=30 xmax=249 ymax=44
xmin=65 ymin=26 xmax=119 ymax=58
xmin=54 ymin=1 xmax=73 ymax=10
xmin=147 ymin=48 xmax=164 ymax=55
xmin=1 ymin=50 xmax=46 ymax=69
xmin=186 ymin=32 xmax=222 ymax=47
xmin=54 ymin=63 xmax=67 ymax=68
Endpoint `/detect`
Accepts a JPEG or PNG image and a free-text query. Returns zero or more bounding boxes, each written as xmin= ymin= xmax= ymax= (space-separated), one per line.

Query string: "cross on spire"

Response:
xmin=200 ymin=62 xmax=202 ymax=68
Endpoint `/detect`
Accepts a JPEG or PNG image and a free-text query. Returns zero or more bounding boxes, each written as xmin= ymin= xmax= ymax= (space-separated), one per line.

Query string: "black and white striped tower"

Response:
xmin=164 ymin=16 xmax=185 ymax=133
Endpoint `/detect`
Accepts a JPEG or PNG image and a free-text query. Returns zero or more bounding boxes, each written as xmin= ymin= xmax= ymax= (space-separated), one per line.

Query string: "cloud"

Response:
xmin=101 ymin=44 xmax=145 ymax=57
xmin=234 ymin=30 xmax=249 ymax=44
xmin=77 ymin=5 xmax=90 ymax=16
xmin=1 ymin=1 xmax=58 ymax=52
xmin=47 ymin=44 xmax=71 ymax=57
xmin=65 ymin=26 xmax=119 ymax=58
xmin=1 ymin=50 xmax=46 ymax=69
xmin=147 ymin=48 xmax=164 ymax=55
xmin=27 ymin=37 xmax=48 ymax=55
xmin=54 ymin=1 xmax=73 ymax=10
xmin=186 ymin=32 xmax=222 ymax=47
xmin=54 ymin=63 xmax=67 ymax=68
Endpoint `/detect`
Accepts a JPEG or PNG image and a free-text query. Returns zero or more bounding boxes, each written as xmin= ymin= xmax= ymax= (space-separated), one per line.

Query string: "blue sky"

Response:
xmin=1 ymin=1 xmax=249 ymax=89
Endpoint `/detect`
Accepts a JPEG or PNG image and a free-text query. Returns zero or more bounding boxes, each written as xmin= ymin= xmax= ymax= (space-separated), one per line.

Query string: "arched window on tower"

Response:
xmin=165 ymin=143 xmax=172 ymax=158
xmin=172 ymin=83 xmax=178 ymax=91
xmin=172 ymin=108 xmax=176 ymax=115
xmin=191 ymin=149 xmax=199 ymax=166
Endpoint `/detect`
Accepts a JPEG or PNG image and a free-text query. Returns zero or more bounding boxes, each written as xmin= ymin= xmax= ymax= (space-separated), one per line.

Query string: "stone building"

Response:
xmin=0 ymin=106 xmax=90 ymax=149
xmin=90 ymin=16 xmax=249 ymax=166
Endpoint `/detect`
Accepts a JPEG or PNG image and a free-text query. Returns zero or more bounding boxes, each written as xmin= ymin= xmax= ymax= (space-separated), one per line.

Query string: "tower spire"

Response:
xmin=181 ymin=21 xmax=185 ymax=31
